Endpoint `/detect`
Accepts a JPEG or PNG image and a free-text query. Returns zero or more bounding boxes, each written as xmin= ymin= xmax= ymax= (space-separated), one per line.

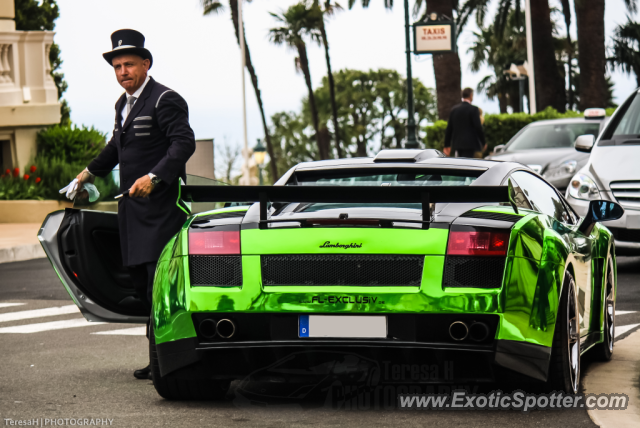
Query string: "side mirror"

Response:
xmin=493 ymin=144 xmax=506 ymax=154
xmin=575 ymin=135 xmax=595 ymax=153
xmin=578 ymin=200 xmax=624 ymax=235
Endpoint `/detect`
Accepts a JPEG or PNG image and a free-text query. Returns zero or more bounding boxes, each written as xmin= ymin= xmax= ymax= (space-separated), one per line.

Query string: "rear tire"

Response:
xmin=593 ymin=261 xmax=615 ymax=361
xmin=547 ymin=271 xmax=580 ymax=394
xmin=150 ymin=324 xmax=230 ymax=400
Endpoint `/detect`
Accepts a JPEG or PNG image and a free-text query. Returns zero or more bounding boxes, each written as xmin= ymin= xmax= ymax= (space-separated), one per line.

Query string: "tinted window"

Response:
xmin=510 ymin=171 xmax=568 ymax=222
xmin=507 ymin=123 xmax=601 ymax=151
xmin=290 ymin=168 xmax=482 ymax=187
xmin=611 ymin=93 xmax=640 ymax=137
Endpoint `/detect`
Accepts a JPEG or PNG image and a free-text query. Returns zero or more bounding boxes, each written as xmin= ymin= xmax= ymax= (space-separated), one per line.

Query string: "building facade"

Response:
xmin=0 ymin=0 xmax=60 ymax=173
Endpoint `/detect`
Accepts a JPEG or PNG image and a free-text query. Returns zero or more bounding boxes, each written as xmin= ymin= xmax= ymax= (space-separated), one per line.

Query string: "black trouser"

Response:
xmin=129 ymin=261 xmax=157 ymax=339
xmin=454 ymin=149 xmax=477 ymax=158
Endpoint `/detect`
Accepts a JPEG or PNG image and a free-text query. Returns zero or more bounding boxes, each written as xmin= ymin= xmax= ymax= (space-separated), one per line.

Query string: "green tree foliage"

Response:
xmin=14 ymin=0 xmax=70 ymax=125
xmin=36 ymin=125 xmax=106 ymax=164
xmin=269 ymin=2 xmax=331 ymax=159
xmin=264 ymin=68 xmax=437 ymax=182
xmin=609 ymin=19 xmax=640 ymax=87
xmin=468 ymin=6 xmax=527 ymax=113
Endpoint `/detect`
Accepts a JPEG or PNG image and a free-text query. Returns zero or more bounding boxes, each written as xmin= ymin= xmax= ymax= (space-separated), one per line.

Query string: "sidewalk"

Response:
xmin=0 ymin=223 xmax=45 ymax=264
xmin=583 ymin=329 xmax=640 ymax=427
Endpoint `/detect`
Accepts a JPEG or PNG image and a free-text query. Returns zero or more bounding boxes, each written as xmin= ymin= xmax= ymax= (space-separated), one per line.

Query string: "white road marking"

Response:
xmin=615 ymin=323 xmax=640 ymax=338
xmin=0 ymin=318 xmax=105 ymax=333
xmin=92 ymin=326 xmax=146 ymax=336
xmin=616 ymin=310 xmax=637 ymax=316
xmin=0 ymin=305 xmax=78 ymax=323
xmin=0 ymin=303 xmax=26 ymax=309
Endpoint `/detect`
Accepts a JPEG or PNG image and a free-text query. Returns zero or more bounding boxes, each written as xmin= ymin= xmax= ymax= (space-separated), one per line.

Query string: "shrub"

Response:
xmin=36 ymin=125 xmax=106 ymax=165
xmin=424 ymin=107 xmax=606 ymax=153
xmin=0 ymin=158 xmax=118 ymax=201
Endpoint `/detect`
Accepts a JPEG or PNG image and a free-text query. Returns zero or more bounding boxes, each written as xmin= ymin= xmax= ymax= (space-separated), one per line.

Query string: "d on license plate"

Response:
xmin=299 ymin=315 xmax=387 ymax=338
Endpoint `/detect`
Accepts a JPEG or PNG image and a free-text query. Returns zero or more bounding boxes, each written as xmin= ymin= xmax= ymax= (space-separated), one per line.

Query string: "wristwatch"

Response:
xmin=148 ymin=173 xmax=161 ymax=186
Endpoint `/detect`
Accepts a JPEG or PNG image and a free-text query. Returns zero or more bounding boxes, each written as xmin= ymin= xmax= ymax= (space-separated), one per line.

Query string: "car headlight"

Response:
xmin=527 ymin=164 xmax=542 ymax=174
xmin=568 ymin=173 xmax=601 ymax=200
xmin=561 ymin=160 xmax=577 ymax=175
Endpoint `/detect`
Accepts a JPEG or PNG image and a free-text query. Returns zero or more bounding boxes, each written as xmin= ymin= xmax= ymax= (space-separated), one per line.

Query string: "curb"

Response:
xmin=583 ymin=329 xmax=640 ymax=427
xmin=0 ymin=243 xmax=46 ymax=264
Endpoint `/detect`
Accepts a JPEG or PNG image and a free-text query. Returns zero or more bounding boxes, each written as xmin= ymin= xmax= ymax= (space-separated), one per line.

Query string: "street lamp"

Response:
xmin=403 ymin=0 xmax=419 ymax=149
xmin=253 ymin=139 xmax=266 ymax=185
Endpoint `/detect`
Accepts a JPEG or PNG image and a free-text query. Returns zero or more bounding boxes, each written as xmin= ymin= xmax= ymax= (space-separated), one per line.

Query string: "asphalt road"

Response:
xmin=0 ymin=257 xmax=638 ymax=427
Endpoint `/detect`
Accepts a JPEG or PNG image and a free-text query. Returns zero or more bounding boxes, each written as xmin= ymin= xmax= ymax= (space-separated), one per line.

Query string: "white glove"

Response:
xmin=83 ymin=183 xmax=100 ymax=203
xmin=59 ymin=178 xmax=79 ymax=200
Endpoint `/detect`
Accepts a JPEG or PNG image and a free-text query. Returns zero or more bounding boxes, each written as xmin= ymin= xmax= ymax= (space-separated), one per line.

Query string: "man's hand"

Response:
xmin=130 ymin=175 xmax=155 ymax=198
xmin=483 ymin=144 xmax=488 ymax=153
xmin=75 ymin=169 xmax=95 ymax=200
xmin=443 ymin=147 xmax=451 ymax=156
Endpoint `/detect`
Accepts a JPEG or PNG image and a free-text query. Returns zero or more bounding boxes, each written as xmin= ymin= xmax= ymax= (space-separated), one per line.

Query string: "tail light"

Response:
xmin=447 ymin=230 xmax=509 ymax=256
xmin=189 ymin=230 xmax=240 ymax=255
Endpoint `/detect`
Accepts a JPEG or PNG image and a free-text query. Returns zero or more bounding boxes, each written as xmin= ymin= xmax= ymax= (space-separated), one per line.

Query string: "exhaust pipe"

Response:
xmin=199 ymin=319 xmax=218 ymax=339
xmin=216 ymin=319 xmax=236 ymax=339
xmin=449 ymin=321 xmax=469 ymax=341
xmin=469 ymin=322 xmax=490 ymax=342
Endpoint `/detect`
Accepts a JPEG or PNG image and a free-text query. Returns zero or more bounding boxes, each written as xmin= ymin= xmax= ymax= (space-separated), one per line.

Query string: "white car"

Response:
xmin=566 ymin=90 xmax=640 ymax=255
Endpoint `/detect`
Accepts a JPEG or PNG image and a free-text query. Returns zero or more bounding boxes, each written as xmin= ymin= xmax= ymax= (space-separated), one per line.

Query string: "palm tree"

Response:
xmin=201 ymin=0 xmax=279 ymax=180
xmin=269 ymin=3 xmax=331 ymax=160
xmin=559 ymin=0 xmax=574 ymax=108
xmin=313 ymin=0 xmax=345 ymax=158
xmin=574 ymin=0 xmax=606 ymax=110
xmin=468 ymin=7 xmax=527 ymax=113
xmin=609 ymin=19 xmax=640 ymax=87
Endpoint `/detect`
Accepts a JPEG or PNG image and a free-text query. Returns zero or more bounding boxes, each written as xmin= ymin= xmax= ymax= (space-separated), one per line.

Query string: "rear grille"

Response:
xmin=443 ymin=256 xmax=505 ymax=288
xmin=261 ymin=255 xmax=424 ymax=286
xmin=607 ymin=227 xmax=640 ymax=243
xmin=460 ymin=211 xmax=523 ymax=223
xmin=189 ymin=256 xmax=243 ymax=286
xmin=610 ymin=181 xmax=640 ymax=210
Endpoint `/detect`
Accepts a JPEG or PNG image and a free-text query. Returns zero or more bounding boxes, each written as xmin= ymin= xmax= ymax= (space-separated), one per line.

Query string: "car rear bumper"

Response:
xmin=154 ymin=314 xmax=552 ymax=383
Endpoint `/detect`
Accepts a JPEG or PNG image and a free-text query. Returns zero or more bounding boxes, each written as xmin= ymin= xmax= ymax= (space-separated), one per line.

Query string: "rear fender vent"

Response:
xmin=460 ymin=211 xmax=523 ymax=223
xmin=193 ymin=211 xmax=246 ymax=222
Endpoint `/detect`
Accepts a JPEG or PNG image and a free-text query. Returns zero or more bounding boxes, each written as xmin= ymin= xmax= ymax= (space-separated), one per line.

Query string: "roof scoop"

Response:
xmin=373 ymin=149 xmax=444 ymax=163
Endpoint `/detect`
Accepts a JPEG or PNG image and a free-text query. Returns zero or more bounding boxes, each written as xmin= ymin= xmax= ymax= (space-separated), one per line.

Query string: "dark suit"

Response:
xmin=443 ymin=102 xmax=486 ymax=157
xmin=88 ymin=77 xmax=195 ymax=269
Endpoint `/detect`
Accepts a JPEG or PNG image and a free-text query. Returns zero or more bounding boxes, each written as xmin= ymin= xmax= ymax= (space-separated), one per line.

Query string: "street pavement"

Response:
xmin=0 ymin=257 xmax=638 ymax=427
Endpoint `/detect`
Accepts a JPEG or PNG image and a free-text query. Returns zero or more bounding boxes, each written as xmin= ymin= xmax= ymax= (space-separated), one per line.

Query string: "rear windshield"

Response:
xmin=288 ymin=168 xmax=483 ymax=186
xmin=507 ymin=123 xmax=601 ymax=150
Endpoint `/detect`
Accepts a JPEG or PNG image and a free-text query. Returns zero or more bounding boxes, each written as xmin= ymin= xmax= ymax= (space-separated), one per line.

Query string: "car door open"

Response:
xmin=38 ymin=169 xmax=148 ymax=323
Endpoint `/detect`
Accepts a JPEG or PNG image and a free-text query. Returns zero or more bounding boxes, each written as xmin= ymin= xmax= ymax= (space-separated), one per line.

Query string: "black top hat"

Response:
xmin=103 ymin=29 xmax=153 ymax=68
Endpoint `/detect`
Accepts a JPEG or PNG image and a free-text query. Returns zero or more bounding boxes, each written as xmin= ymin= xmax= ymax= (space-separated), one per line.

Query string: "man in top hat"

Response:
xmin=76 ymin=29 xmax=195 ymax=380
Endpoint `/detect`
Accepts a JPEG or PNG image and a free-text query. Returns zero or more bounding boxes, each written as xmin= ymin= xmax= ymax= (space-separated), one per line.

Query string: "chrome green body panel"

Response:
xmin=151 ymin=205 xmax=614 ymax=351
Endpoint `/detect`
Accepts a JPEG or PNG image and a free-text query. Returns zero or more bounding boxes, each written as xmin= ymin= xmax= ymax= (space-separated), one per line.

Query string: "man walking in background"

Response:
xmin=443 ymin=88 xmax=487 ymax=158
xmin=76 ymin=29 xmax=195 ymax=381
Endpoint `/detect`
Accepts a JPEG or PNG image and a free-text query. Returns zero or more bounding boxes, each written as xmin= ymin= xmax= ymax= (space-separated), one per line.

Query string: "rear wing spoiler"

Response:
xmin=182 ymin=183 xmax=519 ymax=229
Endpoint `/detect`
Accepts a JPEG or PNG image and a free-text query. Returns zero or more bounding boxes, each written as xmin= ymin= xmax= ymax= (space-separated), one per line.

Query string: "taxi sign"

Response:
xmin=414 ymin=20 xmax=457 ymax=54
xmin=584 ymin=108 xmax=606 ymax=119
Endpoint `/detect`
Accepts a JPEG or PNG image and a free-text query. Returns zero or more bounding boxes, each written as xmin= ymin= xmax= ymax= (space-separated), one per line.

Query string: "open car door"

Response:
xmin=38 ymin=170 xmax=228 ymax=323
xmin=38 ymin=170 xmax=147 ymax=323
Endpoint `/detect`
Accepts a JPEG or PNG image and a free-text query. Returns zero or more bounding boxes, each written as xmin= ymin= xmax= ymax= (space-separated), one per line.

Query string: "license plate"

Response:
xmin=299 ymin=315 xmax=387 ymax=338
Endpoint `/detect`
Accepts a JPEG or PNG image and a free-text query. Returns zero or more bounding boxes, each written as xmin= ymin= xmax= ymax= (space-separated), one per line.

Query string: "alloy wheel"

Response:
xmin=567 ymin=281 xmax=580 ymax=394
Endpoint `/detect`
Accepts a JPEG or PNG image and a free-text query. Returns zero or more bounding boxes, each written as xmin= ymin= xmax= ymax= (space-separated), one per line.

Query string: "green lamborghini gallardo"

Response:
xmin=39 ymin=149 xmax=623 ymax=400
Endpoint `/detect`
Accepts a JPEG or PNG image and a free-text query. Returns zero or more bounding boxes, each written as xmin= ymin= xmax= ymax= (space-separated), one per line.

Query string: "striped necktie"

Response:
xmin=126 ymin=96 xmax=137 ymax=118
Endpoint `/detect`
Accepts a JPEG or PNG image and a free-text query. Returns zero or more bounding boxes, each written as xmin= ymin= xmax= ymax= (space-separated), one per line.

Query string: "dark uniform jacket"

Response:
xmin=443 ymin=102 xmax=486 ymax=152
xmin=88 ymin=77 xmax=195 ymax=266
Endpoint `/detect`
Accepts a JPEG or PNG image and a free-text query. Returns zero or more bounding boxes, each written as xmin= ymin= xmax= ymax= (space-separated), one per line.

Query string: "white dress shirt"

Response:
xmin=120 ymin=75 xmax=151 ymax=127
